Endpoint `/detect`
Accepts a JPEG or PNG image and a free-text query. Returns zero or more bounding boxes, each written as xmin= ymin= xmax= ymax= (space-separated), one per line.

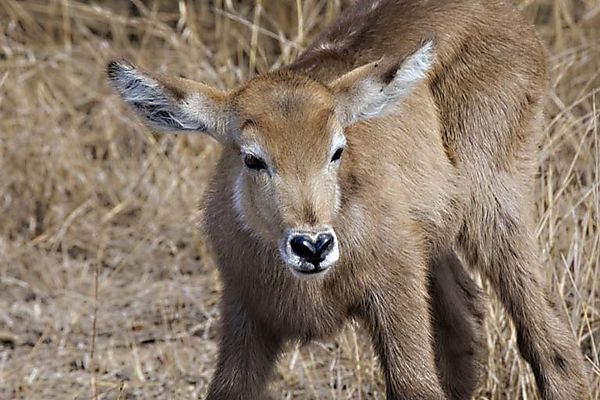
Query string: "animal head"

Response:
xmin=107 ymin=42 xmax=434 ymax=278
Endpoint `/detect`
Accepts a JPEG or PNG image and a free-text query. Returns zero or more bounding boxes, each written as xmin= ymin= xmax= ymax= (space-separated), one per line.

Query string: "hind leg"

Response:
xmin=429 ymin=249 xmax=487 ymax=399
xmin=458 ymin=188 xmax=589 ymax=399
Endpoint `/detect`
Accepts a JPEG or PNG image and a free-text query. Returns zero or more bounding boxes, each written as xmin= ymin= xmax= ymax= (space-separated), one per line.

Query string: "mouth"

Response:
xmin=290 ymin=262 xmax=330 ymax=278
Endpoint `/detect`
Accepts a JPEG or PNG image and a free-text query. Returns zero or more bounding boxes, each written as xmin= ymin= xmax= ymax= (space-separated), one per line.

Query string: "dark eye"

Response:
xmin=331 ymin=147 xmax=344 ymax=163
xmin=244 ymin=154 xmax=267 ymax=170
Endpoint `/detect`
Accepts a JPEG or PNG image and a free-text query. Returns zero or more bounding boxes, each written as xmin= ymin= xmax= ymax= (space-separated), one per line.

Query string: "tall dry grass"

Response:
xmin=0 ymin=0 xmax=598 ymax=399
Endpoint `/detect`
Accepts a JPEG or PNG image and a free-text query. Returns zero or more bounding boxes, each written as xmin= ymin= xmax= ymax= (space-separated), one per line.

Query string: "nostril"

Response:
xmin=315 ymin=233 xmax=334 ymax=256
xmin=290 ymin=235 xmax=318 ymax=259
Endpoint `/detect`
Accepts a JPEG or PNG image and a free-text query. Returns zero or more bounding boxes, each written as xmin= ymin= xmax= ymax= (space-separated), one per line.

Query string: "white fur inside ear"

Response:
xmin=108 ymin=62 xmax=208 ymax=132
xmin=344 ymin=41 xmax=434 ymax=124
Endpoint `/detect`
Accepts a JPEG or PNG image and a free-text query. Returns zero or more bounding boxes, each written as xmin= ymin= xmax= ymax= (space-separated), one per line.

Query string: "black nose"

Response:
xmin=290 ymin=233 xmax=334 ymax=265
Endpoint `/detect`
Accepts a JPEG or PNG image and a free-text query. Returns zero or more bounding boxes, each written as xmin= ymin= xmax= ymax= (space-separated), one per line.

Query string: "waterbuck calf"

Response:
xmin=107 ymin=0 xmax=589 ymax=398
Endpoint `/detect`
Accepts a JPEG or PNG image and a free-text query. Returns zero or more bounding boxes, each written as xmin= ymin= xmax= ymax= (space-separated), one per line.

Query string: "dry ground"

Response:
xmin=0 ymin=0 xmax=599 ymax=399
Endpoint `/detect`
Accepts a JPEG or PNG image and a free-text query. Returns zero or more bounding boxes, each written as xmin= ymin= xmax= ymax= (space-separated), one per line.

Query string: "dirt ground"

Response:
xmin=0 ymin=0 xmax=599 ymax=399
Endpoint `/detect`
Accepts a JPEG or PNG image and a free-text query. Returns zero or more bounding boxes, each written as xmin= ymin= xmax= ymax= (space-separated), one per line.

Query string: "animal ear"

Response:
xmin=330 ymin=41 xmax=434 ymax=127
xmin=107 ymin=60 xmax=231 ymax=142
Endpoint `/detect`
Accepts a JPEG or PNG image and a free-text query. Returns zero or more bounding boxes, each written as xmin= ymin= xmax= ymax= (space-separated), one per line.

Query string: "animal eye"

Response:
xmin=244 ymin=154 xmax=267 ymax=171
xmin=331 ymin=147 xmax=344 ymax=163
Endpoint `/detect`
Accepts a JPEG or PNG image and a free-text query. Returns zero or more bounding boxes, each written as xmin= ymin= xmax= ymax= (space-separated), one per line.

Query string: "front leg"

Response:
xmin=359 ymin=273 xmax=446 ymax=399
xmin=206 ymin=296 xmax=283 ymax=400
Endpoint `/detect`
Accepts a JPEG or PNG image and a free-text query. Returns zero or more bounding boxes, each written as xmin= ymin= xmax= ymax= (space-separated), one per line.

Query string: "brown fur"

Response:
xmin=108 ymin=0 xmax=590 ymax=399
xmin=429 ymin=251 xmax=487 ymax=399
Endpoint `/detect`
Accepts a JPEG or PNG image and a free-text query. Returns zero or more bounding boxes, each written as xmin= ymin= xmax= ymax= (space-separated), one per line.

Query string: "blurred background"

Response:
xmin=0 ymin=0 xmax=598 ymax=398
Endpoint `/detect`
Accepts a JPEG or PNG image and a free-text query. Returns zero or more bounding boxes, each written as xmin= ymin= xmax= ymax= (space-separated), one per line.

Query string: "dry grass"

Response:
xmin=0 ymin=0 xmax=598 ymax=398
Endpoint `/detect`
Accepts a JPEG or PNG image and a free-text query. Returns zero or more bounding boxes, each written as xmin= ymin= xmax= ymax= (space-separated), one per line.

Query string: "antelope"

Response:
xmin=107 ymin=0 xmax=590 ymax=398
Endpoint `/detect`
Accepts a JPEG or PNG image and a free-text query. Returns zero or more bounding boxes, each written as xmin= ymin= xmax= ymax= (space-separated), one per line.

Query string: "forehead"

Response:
xmin=234 ymin=73 xmax=340 ymax=168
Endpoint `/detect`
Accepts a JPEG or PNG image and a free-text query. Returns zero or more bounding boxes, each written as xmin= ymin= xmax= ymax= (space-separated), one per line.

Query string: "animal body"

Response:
xmin=107 ymin=0 xmax=589 ymax=398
